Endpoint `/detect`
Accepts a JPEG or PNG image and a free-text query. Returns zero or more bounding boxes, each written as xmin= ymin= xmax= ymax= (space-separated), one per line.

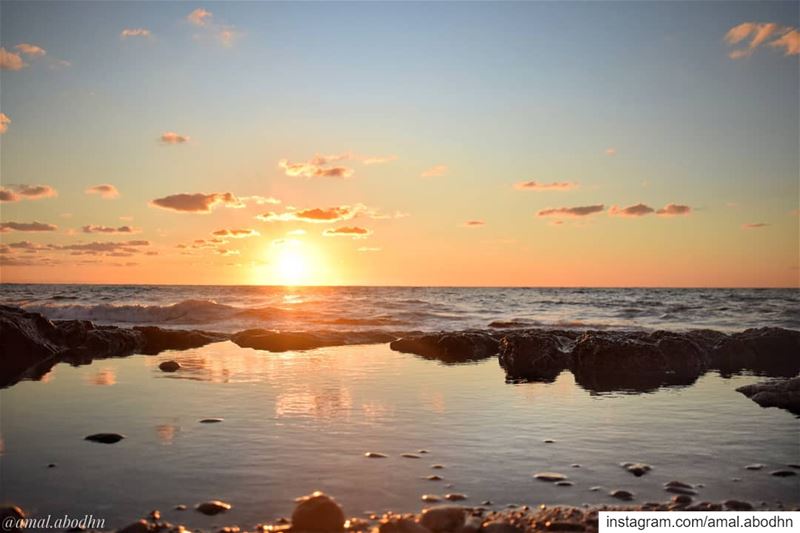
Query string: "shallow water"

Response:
xmin=1 ymin=342 xmax=797 ymax=529
xmin=2 ymin=284 xmax=799 ymax=332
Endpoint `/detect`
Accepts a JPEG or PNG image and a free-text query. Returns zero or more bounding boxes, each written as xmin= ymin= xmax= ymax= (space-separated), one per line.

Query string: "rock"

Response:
xmin=482 ymin=521 xmax=524 ymax=533
xmin=745 ymin=464 xmax=765 ymax=470
xmin=47 ymin=463 xmax=56 ymax=468
xmin=543 ymin=439 xmax=555 ymax=444
xmin=621 ymin=463 xmax=651 ymax=477
xmin=570 ymin=464 xmax=581 ymax=468
xmin=390 ymin=332 xmax=499 ymax=364
xmin=724 ymin=500 xmax=753 ymax=511
xmin=158 ymin=361 xmax=181 ymax=372
xmin=444 ymin=494 xmax=467 ymax=502
xmin=199 ymin=418 xmax=224 ymax=423
xmin=174 ymin=505 xmax=187 ymax=511
xmin=232 ymin=329 xmax=394 ymax=353
xmin=788 ymin=464 xmax=800 ymax=469
xmin=664 ymin=481 xmax=693 ymax=490
xmin=736 ymin=377 xmax=800 ymax=415
xmin=664 ymin=486 xmax=697 ymax=496
xmin=148 ymin=510 xmax=160 ymax=521
xmin=85 ymin=433 xmax=125 ymax=444
xmin=117 ymin=520 xmax=149 ymax=533
xmin=671 ymin=495 xmax=692 ymax=505
xmin=589 ymin=487 xmax=603 ymax=492
xmin=291 ymin=492 xmax=345 ymax=532
xmin=365 ymin=452 xmax=387 ymax=458
xmin=431 ymin=465 xmax=445 ymax=469
xmin=419 ymin=506 xmax=466 ymax=532
xmin=498 ymin=332 xmax=573 ymax=382
xmin=195 ymin=501 xmax=232 ymax=515
xmin=421 ymin=495 xmax=441 ymax=503
xmin=710 ymin=327 xmax=800 ymax=376
xmin=0 ymin=505 xmax=26 ymax=532
xmin=402 ymin=453 xmax=421 ymax=459
xmin=609 ymin=490 xmax=634 ymax=501
xmin=378 ymin=518 xmax=431 ymax=533
xmin=427 ymin=475 xmax=443 ymax=481
xmin=555 ymin=481 xmax=574 ymax=487
xmin=0 ymin=306 xmax=63 ymax=386
xmin=461 ymin=516 xmax=482 ymax=533
xmin=419 ymin=450 xmax=429 ymax=454
xmin=533 ymin=472 xmax=567 ymax=482
xmin=771 ymin=470 xmax=797 ymax=477
xmin=136 ymin=327 xmax=227 ymax=355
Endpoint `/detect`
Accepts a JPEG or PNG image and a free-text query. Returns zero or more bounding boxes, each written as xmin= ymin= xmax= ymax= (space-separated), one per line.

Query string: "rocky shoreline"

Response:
xmin=1 ymin=305 xmax=798 ymax=412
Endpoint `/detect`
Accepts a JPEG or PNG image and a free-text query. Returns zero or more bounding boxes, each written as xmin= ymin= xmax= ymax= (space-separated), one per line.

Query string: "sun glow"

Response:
xmin=259 ymin=241 xmax=331 ymax=286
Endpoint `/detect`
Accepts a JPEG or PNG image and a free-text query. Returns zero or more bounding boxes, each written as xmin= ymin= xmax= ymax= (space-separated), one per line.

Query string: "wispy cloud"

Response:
xmin=463 ymin=220 xmax=485 ymax=227
xmin=212 ymin=228 xmax=260 ymax=238
xmin=608 ymin=203 xmax=655 ymax=217
xmin=514 ymin=180 xmax=578 ymax=191
xmin=150 ymin=192 xmax=244 ymax=213
xmin=82 ymin=225 xmax=139 ymax=234
xmin=186 ymin=8 xmax=239 ymax=47
xmin=725 ymin=22 xmax=800 ymax=58
xmin=537 ymin=205 xmax=605 ymax=218
xmin=15 ymin=43 xmax=46 ymax=58
xmin=322 ymin=226 xmax=372 ymax=239
xmin=85 ymin=184 xmax=120 ymax=199
xmin=656 ymin=203 xmax=692 ymax=216
xmin=421 ymin=164 xmax=448 ymax=177
xmin=160 ymin=131 xmax=190 ymax=144
xmin=742 ymin=222 xmax=770 ymax=229
xmin=258 ymin=205 xmax=359 ymax=223
xmin=187 ymin=8 xmax=213 ymax=27
xmin=0 ymin=221 xmax=58 ymax=232
xmin=121 ymin=28 xmax=152 ymax=39
xmin=279 ymin=159 xmax=354 ymax=178
xmin=0 ymin=184 xmax=57 ymax=203
xmin=0 ymin=113 xmax=10 ymax=134
xmin=239 ymin=195 xmax=281 ymax=206
xmin=0 ymin=47 xmax=26 ymax=70
xmin=605 ymin=148 xmax=617 ymax=156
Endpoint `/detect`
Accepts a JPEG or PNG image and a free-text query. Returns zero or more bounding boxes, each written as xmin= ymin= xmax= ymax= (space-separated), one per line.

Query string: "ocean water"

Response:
xmin=1 ymin=284 xmax=799 ymax=333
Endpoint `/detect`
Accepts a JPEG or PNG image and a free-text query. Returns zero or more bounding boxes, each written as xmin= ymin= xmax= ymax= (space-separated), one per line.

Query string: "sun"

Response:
xmin=275 ymin=246 xmax=309 ymax=286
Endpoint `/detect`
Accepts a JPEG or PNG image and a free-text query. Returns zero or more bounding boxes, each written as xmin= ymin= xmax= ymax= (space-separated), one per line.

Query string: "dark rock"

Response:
xmin=158 ymin=360 xmax=181 ymax=372
xmin=482 ymin=521 xmax=523 ymax=533
xmin=233 ymin=329 xmax=394 ymax=353
xmin=498 ymin=332 xmax=572 ymax=382
xmin=199 ymin=418 xmax=224 ymax=424
xmin=444 ymin=493 xmax=467 ymax=501
xmin=390 ymin=332 xmax=498 ymax=364
xmin=291 ymin=492 xmax=345 ymax=531
xmin=534 ymin=472 xmax=567 ymax=482
xmin=427 ymin=475 xmax=443 ymax=481
xmin=724 ymin=500 xmax=753 ymax=511
xmin=744 ymin=464 xmax=765 ymax=470
xmin=609 ymin=490 xmax=634 ymax=501
xmin=664 ymin=486 xmax=697 ymax=496
xmin=770 ymin=470 xmax=797 ymax=477
xmin=736 ymin=377 xmax=800 ymax=415
xmin=420 ymin=506 xmax=466 ymax=532
xmin=85 ymin=433 xmax=125 ymax=444
xmin=136 ymin=327 xmax=228 ymax=355
xmin=195 ymin=500 xmax=232 ymax=515
xmin=402 ymin=453 xmax=421 ymax=459
xmin=710 ymin=328 xmax=800 ymax=376
xmin=378 ymin=517 xmax=430 ymax=533
xmin=0 ymin=306 xmax=64 ymax=386
xmin=117 ymin=519 xmax=149 ymax=533
xmin=671 ymin=495 xmax=692 ymax=505
xmin=555 ymin=481 xmax=574 ymax=487
xmin=621 ymin=463 xmax=651 ymax=477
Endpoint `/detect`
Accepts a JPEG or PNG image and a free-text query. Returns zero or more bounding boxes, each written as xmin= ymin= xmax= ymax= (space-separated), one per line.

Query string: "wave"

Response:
xmin=23 ymin=299 xmax=241 ymax=325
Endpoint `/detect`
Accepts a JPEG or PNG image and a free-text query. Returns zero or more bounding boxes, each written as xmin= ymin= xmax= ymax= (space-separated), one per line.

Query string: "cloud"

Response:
xmin=0 ymin=48 xmax=26 ymax=70
xmin=240 ymin=195 xmax=281 ymax=205
xmin=463 ymin=220 xmax=485 ymax=227
xmin=0 ymin=221 xmax=58 ymax=232
xmin=656 ymin=203 xmax=692 ymax=216
xmin=258 ymin=205 xmax=359 ymax=223
xmin=187 ymin=8 xmax=213 ymax=26
xmin=514 ymin=181 xmax=578 ymax=191
xmin=160 ymin=131 xmax=190 ymax=144
xmin=286 ymin=229 xmax=306 ymax=236
xmin=85 ymin=184 xmax=120 ymax=199
xmin=537 ymin=205 xmax=605 ymax=217
xmin=0 ymin=184 xmax=57 ymax=202
xmin=59 ymin=240 xmax=150 ymax=255
xmin=82 ymin=225 xmax=138 ymax=234
xmin=217 ymin=248 xmax=240 ymax=256
xmin=278 ymin=152 xmax=396 ymax=178
xmin=14 ymin=43 xmax=46 ymax=58
xmin=0 ymin=112 xmax=10 ymax=134
xmin=609 ymin=203 xmax=655 ymax=217
xmin=605 ymin=148 xmax=617 ymax=156
xmin=121 ymin=28 xmax=152 ymax=39
xmin=421 ymin=164 xmax=448 ymax=177
xmin=150 ymin=192 xmax=244 ymax=213
xmin=322 ymin=226 xmax=372 ymax=239
xmin=212 ymin=228 xmax=260 ymax=238
xmin=742 ymin=222 xmax=770 ymax=229
xmin=362 ymin=155 xmax=398 ymax=165
xmin=725 ymin=22 xmax=800 ymax=58
xmin=186 ymin=8 xmax=239 ymax=47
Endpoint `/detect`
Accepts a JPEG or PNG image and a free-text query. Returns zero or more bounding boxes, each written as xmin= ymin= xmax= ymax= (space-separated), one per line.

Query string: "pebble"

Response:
xmin=195 ymin=501 xmax=232 ymax=515
xmin=84 ymin=433 xmax=125 ymax=444
xmin=621 ymin=462 xmax=652 ymax=477
xmin=365 ymin=452 xmax=387 ymax=458
xmin=418 ymin=450 xmax=429 ymax=454
xmin=589 ymin=486 xmax=603 ymax=492
xmin=671 ymin=495 xmax=692 ymax=505
xmin=117 ymin=520 xmax=149 ymax=533
xmin=378 ymin=517 xmax=430 ymax=533
xmin=609 ymin=490 xmax=634 ymax=501
xmin=724 ymin=500 xmax=754 ymax=511
xmin=533 ymin=472 xmax=567 ymax=482
xmin=148 ymin=510 xmax=160 ymax=521
xmin=419 ymin=506 xmax=466 ymax=532
xmin=174 ymin=505 xmax=187 ymax=511
xmin=158 ymin=361 xmax=181 ymax=372
xmin=745 ymin=464 xmax=765 ymax=470
xmin=771 ymin=470 xmax=797 ymax=477
xmin=426 ymin=475 xmax=442 ymax=481
xmin=481 ymin=501 xmax=493 ymax=506
xmin=664 ymin=486 xmax=697 ymax=496
xmin=47 ymin=463 xmax=56 ymax=468
xmin=664 ymin=480 xmax=694 ymax=490
xmin=555 ymin=481 xmax=574 ymax=487
xmin=570 ymin=464 xmax=581 ymax=468
xmin=199 ymin=418 xmax=224 ymax=424
xmin=431 ymin=464 xmax=445 ymax=469
xmin=543 ymin=439 xmax=555 ymax=443
xmin=444 ymin=493 xmax=467 ymax=501
xmin=421 ymin=495 xmax=441 ymax=503
xmin=482 ymin=521 xmax=524 ymax=533
xmin=401 ymin=453 xmax=421 ymax=459
xmin=291 ymin=492 xmax=345 ymax=532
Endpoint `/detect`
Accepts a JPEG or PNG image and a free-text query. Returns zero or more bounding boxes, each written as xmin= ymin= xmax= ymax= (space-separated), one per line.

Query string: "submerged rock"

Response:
xmin=533 ymin=472 xmax=567 ymax=482
xmin=610 ymin=490 xmax=635 ymax=501
xmin=736 ymin=377 xmax=800 ymax=415
xmin=498 ymin=332 xmax=573 ymax=382
xmin=84 ymin=433 xmax=125 ymax=444
xmin=709 ymin=327 xmax=800 ymax=376
xmin=199 ymin=418 xmax=224 ymax=424
xmin=291 ymin=492 xmax=345 ymax=532
xmin=232 ymin=329 xmax=394 ymax=353
xmin=195 ymin=500 xmax=232 ymax=515
xmin=745 ymin=464 xmax=765 ymax=470
xmin=158 ymin=360 xmax=181 ymax=372
xmin=621 ymin=463 xmax=652 ymax=477
xmin=390 ymin=332 xmax=499 ymax=364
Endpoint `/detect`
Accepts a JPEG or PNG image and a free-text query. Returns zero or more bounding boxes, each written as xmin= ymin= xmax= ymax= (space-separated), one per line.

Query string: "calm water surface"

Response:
xmin=1 ymin=342 xmax=798 ymax=529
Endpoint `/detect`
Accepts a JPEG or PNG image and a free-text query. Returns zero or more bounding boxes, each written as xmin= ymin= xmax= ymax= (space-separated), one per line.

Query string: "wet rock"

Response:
xmin=671 ymin=495 xmax=692 ymax=505
xmin=482 ymin=521 xmax=523 ymax=533
xmin=233 ymin=329 xmax=395 ymax=353
xmin=148 ymin=510 xmax=160 ymax=521
xmin=174 ymin=505 xmax=187 ymax=511
xmin=788 ymin=463 xmax=800 ymax=469
xmin=421 ymin=495 xmax=441 ymax=503
xmin=365 ymin=452 xmax=388 ymax=458
xmin=136 ymin=327 xmax=227 ymax=355
xmin=196 ymin=501 xmax=232 ymax=516
xmin=533 ymin=472 xmax=567 ymax=482
xmin=736 ymin=377 xmax=800 ymax=415
xmin=419 ymin=450 xmax=429 ymax=454
xmin=570 ymin=464 xmax=581 ymax=468
xmin=47 ymin=463 xmax=56 ymax=468
xmin=664 ymin=481 xmax=693 ymax=490
xmin=664 ymin=486 xmax=697 ymax=496
xmin=0 ymin=306 xmax=62 ymax=386
xmin=462 ymin=516 xmax=482 ymax=533
xmin=621 ymin=463 xmax=651 ymax=477
xmin=378 ymin=517 xmax=430 ymax=533
xmin=419 ymin=506 xmax=466 ymax=532
xmin=710 ymin=327 xmax=800 ymax=376
xmin=390 ymin=332 xmax=499 ymax=364
xmin=431 ymin=465 xmax=445 ymax=469
xmin=609 ymin=490 xmax=634 ymax=501
xmin=199 ymin=418 xmax=224 ymax=423
xmin=588 ymin=487 xmax=603 ymax=492
xmin=117 ymin=520 xmax=149 ymax=533
xmin=771 ymin=470 xmax=797 ymax=477
xmin=85 ymin=433 xmax=125 ymax=444
xmin=724 ymin=500 xmax=753 ymax=511
xmin=444 ymin=494 xmax=467 ymax=502
xmin=291 ymin=492 xmax=345 ymax=532
xmin=427 ymin=475 xmax=443 ymax=481
xmin=158 ymin=361 xmax=181 ymax=372
xmin=543 ymin=439 xmax=555 ymax=444
xmin=498 ymin=332 xmax=573 ymax=382
xmin=402 ymin=453 xmax=421 ymax=459
xmin=555 ymin=481 xmax=574 ymax=487
xmin=745 ymin=464 xmax=765 ymax=470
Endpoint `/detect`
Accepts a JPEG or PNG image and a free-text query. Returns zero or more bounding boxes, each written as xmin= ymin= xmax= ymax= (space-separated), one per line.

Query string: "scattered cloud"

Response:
xmin=59 ymin=240 xmax=150 ymax=255
xmin=240 ymin=195 xmax=281 ymax=205
xmin=121 ymin=28 xmax=152 ymax=39
xmin=742 ymin=222 xmax=770 ymax=229
xmin=82 ymin=225 xmax=139 ymax=234
xmin=0 ymin=184 xmax=57 ymax=202
xmin=656 ymin=203 xmax=692 ymax=216
xmin=212 ymin=228 xmax=260 ymax=238
xmin=514 ymin=180 xmax=578 ymax=191
xmin=537 ymin=205 xmax=605 ymax=218
xmin=85 ymin=184 xmax=120 ymax=199
xmin=186 ymin=8 xmax=240 ymax=47
xmin=725 ymin=22 xmax=800 ymax=58
xmin=160 ymin=131 xmax=190 ymax=144
xmin=0 ymin=112 xmax=10 ymax=134
xmin=322 ymin=226 xmax=372 ymax=239
xmin=362 ymin=155 xmax=398 ymax=165
xmin=421 ymin=164 xmax=448 ymax=177
xmin=463 ymin=220 xmax=485 ymax=227
xmin=609 ymin=203 xmax=655 ymax=217
xmin=15 ymin=43 xmax=46 ymax=58
xmin=187 ymin=8 xmax=213 ymax=27
xmin=257 ymin=205 xmax=359 ymax=223
xmin=0 ymin=221 xmax=58 ymax=232
xmin=0 ymin=47 xmax=26 ymax=70
xmin=150 ymin=192 xmax=244 ymax=213
xmin=278 ymin=152 xmax=395 ymax=179
xmin=605 ymin=148 xmax=617 ymax=156
xmin=217 ymin=248 xmax=240 ymax=256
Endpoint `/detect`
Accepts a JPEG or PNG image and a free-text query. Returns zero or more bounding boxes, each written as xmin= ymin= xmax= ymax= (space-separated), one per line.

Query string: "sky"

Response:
xmin=0 ymin=1 xmax=798 ymax=287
